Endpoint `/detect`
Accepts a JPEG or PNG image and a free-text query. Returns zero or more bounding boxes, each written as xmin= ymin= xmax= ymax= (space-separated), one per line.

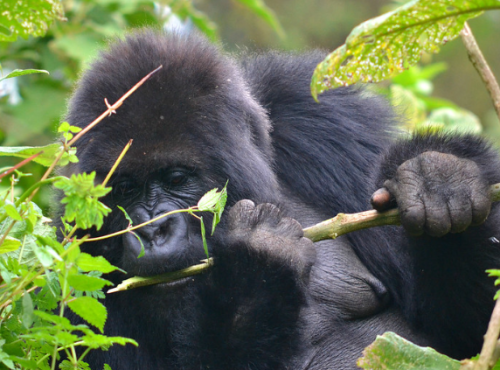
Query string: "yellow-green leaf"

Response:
xmin=311 ymin=0 xmax=500 ymax=98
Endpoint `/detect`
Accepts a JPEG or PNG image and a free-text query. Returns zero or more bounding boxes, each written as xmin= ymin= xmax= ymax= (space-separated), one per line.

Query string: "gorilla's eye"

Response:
xmin=113 ymin=179 xmax=137 ymax=197
xmin=167 ymin=170 xmax=188 ymax=187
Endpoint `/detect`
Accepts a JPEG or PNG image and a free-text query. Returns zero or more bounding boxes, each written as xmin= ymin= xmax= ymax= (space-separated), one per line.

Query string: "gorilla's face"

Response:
xmin=105 ymin=167 xmax=207 ymax=277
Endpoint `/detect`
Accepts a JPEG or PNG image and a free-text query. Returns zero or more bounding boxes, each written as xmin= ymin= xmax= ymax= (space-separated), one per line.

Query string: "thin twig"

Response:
xmin=0 ymin=151 xmax=43 ymax=180
xmin=460 ymin=22 xmax=500 ymax=121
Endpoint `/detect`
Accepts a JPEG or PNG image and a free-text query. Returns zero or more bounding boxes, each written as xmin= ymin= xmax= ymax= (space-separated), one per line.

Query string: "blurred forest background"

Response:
xmin=1 ymin=0 xmax=500 ymax=210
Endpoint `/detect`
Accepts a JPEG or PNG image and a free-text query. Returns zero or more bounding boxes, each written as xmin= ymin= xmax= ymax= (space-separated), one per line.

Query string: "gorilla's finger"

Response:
xmin=228 ymin=199 xmax=256 ymax=229
xmin=471 ymin=184 xmax=491 ymax=226
xmin=370 ymin=188 xmax=395 ymax=212
xmin=447 ymin=193 xmax=472 ymax=234
xmin=255 ymin=203 xmax=281 ymax=229
xmin=384 ymin=179 xmax=426 ymax=236
xmin=276 ymin=217 xmax=304 ymax=239
xmin=422 ymin=193 xmax=451 ymax=237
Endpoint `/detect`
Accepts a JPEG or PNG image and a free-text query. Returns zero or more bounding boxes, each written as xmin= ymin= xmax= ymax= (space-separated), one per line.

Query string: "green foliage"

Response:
xmin=375 ymin=62 xmax=483 ymax=133
xmin=235 ymin=0 xmax=285 ymax=38
xmin=197 ymin=183 xmax=228 ymax=235
xmin=54 ymin=173 xmax=112 ymax=230
xmin=311 ymin=0 xmax=500 ymax=98
xmin=0 ymin=144 xmax=63 ymax=167
xmin=0 ymin=0 xmax=64 ymax=41
xmin=0 ymin=69 xmax=48 ymax=83
xmin=357 ymin=332 xmax=461 ymax=370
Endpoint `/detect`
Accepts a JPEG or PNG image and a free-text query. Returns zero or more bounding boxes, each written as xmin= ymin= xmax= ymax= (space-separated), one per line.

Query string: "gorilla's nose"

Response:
xmin=135 ymin=217 xmax=172 ymax=245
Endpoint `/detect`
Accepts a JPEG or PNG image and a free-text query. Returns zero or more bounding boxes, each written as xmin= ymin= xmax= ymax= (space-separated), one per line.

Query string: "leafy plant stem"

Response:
xmin=460 ymin=22 xmax=500 ymax=121
xmin=474 ymin=298 xmax=500 ymax=370
xmin=0 ymin=220 xmax=16 ymax=251
xmin=84 ymin=207 xmax=198 ymax=242
xmin=0 ymin=151 xmax=43 ymax=180
xmin=67 ymin=66 xmax=163 ymax=147
xmin=102 ymin=139 xmax=133 ymax=187
xmin=51 ymin=269 xmax=69 ymax=370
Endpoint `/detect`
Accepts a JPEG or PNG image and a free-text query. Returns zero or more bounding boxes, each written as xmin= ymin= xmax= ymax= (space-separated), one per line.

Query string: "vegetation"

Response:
xmin=1 ymin=0 xmax=500 ymax=369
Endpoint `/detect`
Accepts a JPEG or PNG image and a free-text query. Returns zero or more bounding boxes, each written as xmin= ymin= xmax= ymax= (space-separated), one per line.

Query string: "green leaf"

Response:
xmin=77 ymin=253 xmax=121 ymax=274
xmin=0 ymin=0 xmax=65 ymax=42
xmin=3 ymin=201 xmax=22 ymax=221
xmin=175 ymin=4 xmax=219 ymax=41
xmin=80 ymin=332 xmax=138 ymax=350
xmin=59 ymin=360 xmax=90 ymax=370
xmin=235 ymin=0 xmax=285 ymax=38
xmin=104 ymin=364 xmax=112 ymax=370
xmin=128 ymin=231 xmax=145 ymax=258
xmin=117 ymin=206 xmax=133 ymax=225
xmin=68 ymin=296 xmax=107 ymax=333
xmin=0 ymin=237 xmax=21 ymax=254
xmin=0 ymin=69 xmax=49 ymax=83
xmin=424 ymin=108 xmax=482 ymax=134
xmin=22 ymin=293 xmax=34 ymax=329
xmin=0 ymin=144 xmax=62 ymax=167
xmin=67 ymin=274 xmax=112 ymax=291
xmin=200 ymin=216 xmax=209 ymax=259
xmin=357 ymin=332 xmax=461 ymax=370
xmin=311 ymin=0 xmax=500 ymax=98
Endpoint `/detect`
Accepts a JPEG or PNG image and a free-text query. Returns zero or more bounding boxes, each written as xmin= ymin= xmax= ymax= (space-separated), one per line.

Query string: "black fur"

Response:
xmin=62 ymin=30 xmax=500 ymax=369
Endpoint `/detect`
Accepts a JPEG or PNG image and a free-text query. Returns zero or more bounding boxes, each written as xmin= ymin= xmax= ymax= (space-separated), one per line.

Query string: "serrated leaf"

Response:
xmin=197 ymin=188 xmax=221 ymax=211
xmin=311 ymin=0 xmax=500 ymax=98
xmin=68 ymin=296 xmax=107 ymax=333
xmin=0 ymin=69 xmax=49 ymax=83
xmin=54 ymin=173 xmax=112 ymax=230
xmin=357 ymin=332 xmax=461 ymax=370
xmin=59 ymin=360 xmax=90 ymax=370
xmin=0 ymin=0 xmax=65 ymax=42
xmin=3 ymin=202 xmax=22 ymax=221
xmin=80 ymin=332 xmax=138 ymax=350
xmin=0 ymin=237 xmax=21 ymax=254
xmin=77 ymin=253 xmax=120 ymax=274
xmin=67 ymin=274 xmax=112 ymax=291
xmin=0 ymin=144 xmax=62 ymax=167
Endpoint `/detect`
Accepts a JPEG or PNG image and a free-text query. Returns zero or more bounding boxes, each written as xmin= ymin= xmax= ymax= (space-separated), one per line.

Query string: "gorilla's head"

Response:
xmin=66 ymin=31 xmax=279 ymax=279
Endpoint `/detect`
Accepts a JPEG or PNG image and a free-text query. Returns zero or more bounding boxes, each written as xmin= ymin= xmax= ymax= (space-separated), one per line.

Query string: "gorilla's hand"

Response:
xmin=372 ymin=151 xmax=491 ymax=237
xmin=227 ymin=200 xmax=316 ymax=282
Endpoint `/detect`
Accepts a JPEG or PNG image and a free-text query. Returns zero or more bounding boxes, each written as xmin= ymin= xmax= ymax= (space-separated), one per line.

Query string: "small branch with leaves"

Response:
xmin=109 ymin=182 xmax=500 ymax=293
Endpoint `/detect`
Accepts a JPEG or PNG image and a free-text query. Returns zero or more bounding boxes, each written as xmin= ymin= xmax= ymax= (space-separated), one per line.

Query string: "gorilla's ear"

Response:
xmin=238 ymin=88 xmax=274 ymax=159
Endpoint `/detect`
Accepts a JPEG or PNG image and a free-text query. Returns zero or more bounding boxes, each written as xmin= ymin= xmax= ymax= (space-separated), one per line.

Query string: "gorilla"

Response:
xmin=63 ymin=30 xmax=500 ymax=369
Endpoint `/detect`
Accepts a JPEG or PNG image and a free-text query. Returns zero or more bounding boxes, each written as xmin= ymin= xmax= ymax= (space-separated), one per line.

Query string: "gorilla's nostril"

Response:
xmin=156 ymin=220 xmax=171 ymax=239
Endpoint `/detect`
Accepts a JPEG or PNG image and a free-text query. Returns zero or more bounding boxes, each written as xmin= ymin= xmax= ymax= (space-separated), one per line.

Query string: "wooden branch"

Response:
xmin=473 ymin=298 xmax=500 ymax=370
xmin=108 ymin=258 xmax=213 ymax=293
xmin=460 ymin=22 xmax=500 ymax=121
xmin=304 ymin=183 xmax=500 ymax=242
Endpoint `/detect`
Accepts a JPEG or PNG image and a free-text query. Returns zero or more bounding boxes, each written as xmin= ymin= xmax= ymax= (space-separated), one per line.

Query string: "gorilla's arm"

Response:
xmin=189 ymin=201 xmax=316 ymax=368
xmin=359 ymin=133 xmax=500 ymax=357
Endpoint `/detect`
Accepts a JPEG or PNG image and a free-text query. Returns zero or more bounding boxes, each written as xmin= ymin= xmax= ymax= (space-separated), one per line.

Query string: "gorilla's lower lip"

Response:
xmin=155 ymin=276 xmax=194 ymax=290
